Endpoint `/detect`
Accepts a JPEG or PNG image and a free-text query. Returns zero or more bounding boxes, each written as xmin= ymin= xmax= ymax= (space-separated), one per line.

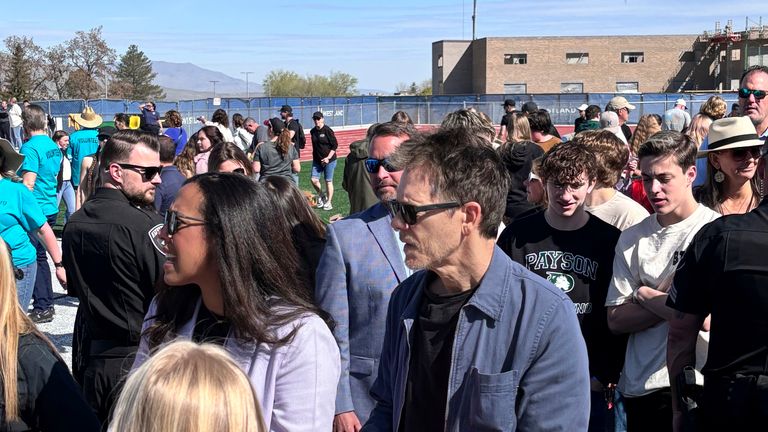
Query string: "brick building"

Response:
xmin=433 ymin=26 xmax=768 ymax=95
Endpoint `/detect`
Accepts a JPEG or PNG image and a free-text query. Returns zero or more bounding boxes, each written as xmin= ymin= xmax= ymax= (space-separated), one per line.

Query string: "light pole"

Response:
xmin=209 ymin=80 xmax=219 ymax=98
xmin=241 ymin=71 xmax=253 ymax=101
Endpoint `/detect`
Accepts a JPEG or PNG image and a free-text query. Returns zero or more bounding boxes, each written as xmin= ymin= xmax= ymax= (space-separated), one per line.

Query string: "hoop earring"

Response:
xmin=714 ymin=170 xmax=725 ymax=183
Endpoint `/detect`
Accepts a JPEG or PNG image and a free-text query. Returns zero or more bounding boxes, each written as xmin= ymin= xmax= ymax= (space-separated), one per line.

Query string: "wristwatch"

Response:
xmin=53 ymin=261 xmax=64 ymax=268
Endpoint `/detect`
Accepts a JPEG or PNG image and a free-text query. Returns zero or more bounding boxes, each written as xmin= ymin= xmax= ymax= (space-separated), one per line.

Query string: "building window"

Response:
xmin=504 ymin=54 xmax=527 ymax=65
xmin=731 ymin=49 xmax=741 ymax=61
xmin=621 ymin=52 xmax=644 ymax=63
xmin=437 ymin=55 xmax=443 ymax=68
xmin=560 ymin=83 xmax=584 ymax=93
xmin=566 ymin=53 xmax=589 ymax=64
xmin=616 ymin=82 xmax=639 ymax=93
xmin=504 ymin=83 xmax=527 ymax=94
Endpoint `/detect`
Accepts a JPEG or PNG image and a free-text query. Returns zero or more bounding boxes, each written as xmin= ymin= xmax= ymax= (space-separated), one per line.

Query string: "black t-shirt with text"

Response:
xmin=497 ymin=211 xmax=626 ymax=385
xmin=400 ymin=281 xmax=476 ymax=432
xmin=310 ymin=125 xmax=338 ymax=163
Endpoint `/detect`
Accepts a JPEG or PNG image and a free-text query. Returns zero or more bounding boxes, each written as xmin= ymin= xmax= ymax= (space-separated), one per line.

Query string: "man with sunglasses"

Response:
xmin=497 ymin=141 xmax=625 ymax=431
xmin=315 ymin=122 xmax=415 ymax=432
xmin=62 ymin=129 xmax=165 ymax=423
xmin=737 ymin=65 xmax=768 ymax=140
xmin=364 ymin=128 xmax=589 ymax=431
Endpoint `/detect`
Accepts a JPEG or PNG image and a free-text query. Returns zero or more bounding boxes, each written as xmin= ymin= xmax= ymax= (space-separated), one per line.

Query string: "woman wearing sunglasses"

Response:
xmin=134 ymin=172 xmax=340 ymax=432
xmin=695 ymin=117 xmax=763 ymax=215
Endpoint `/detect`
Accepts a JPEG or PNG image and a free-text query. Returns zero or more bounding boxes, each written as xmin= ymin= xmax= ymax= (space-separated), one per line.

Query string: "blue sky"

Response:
xmin=3 ymin=1 xmax=763 ymax=91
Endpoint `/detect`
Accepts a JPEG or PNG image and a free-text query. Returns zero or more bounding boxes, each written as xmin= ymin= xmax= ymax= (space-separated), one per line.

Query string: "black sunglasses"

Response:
xmin=385 ymin=200 xmax=461 ymax=225
xmin=738 ymin=88 xmax=767 ymax=100
xmin=364 ymin=158 xmax=398 ymax=174
xmin=116 ymin=163 xmax=162 ymax=181
xmin=164 ymin=210 xmax=206 ymax=235
xmin=728 ymin=146 xmax=762 ymax=160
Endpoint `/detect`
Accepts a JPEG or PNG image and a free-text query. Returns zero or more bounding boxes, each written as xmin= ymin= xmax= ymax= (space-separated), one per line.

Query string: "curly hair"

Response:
xmin=699 ymin=96 xmax=727 ymax=120
xmin=164 ymin=110 xmax=183 ymax=128
xmin=539 ymin=141 xmax=597 ymax=186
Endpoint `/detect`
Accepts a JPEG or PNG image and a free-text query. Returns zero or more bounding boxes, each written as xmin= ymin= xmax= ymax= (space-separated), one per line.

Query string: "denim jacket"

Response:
xmin=362 ymin=246 xmax=590 ymax=431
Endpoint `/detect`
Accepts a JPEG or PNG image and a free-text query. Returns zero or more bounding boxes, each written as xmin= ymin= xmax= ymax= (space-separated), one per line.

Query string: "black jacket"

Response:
xmin=0 ymin=334 xmax=100 ymax=431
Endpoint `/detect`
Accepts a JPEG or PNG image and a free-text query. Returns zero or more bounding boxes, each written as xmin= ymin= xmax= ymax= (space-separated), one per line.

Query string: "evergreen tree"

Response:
xmin=114 ymin=44 xmax=165 ymax=100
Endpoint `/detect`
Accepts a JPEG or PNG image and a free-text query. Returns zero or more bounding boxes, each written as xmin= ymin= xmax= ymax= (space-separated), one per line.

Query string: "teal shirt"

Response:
xmin=68 ymin=129 xmax=99 ymax=188
xmin=0 ymin=178 xmax=46 ymax=266
xmin=19 ymin=134 xmax=62 ymax=216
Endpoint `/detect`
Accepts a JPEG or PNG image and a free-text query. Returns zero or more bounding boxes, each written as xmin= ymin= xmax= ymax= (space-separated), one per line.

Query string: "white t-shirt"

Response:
xmin=586 ymin=190 xmax=649 ymax=231
xmin=605 ymin=204 xmax=719 ymax=396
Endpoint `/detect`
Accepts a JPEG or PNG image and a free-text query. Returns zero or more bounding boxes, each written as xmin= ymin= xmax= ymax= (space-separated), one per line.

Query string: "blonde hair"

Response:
xmin=699 ymin=95 xmax=727 ymax=120
xmin=110 ymin=341 xmax=265 ymax=432
xmin=0 ymin=241 xmax=58 ymax=421
xmin=629 ymin=114 xmax=662 ymax=156
xmin=506 ymin=112 xmax=532 ymax=143
xmin=685 ymin=113 xmax=713 ymax=148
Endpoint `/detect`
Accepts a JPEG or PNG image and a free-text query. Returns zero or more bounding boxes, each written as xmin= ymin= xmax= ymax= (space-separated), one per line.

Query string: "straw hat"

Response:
xmin=0 ymin=138 xmax=24 ymax=173
xmin=697 ymin=116 xmax=763 ymax=157
xmin=71 ymin=106 xmax=103 ymax=128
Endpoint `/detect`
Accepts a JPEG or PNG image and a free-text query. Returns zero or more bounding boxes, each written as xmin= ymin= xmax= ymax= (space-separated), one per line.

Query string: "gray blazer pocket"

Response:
xmin=350 ymin=355 xmax=375 ymax=377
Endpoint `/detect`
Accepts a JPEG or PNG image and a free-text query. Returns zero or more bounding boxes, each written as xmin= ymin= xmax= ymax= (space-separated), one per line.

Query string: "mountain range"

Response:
xmin=151 ymin=61 xmax=388 ymax=100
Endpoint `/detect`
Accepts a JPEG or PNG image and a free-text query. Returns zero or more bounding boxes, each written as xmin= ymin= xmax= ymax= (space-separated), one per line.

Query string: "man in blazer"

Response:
xmin=316 ymin=122 xmax=416 ymax=432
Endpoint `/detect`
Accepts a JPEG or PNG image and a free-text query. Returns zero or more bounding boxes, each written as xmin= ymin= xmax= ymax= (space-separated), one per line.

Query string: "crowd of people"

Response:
xmin=0 ymin=65 xmax=767 ymax=432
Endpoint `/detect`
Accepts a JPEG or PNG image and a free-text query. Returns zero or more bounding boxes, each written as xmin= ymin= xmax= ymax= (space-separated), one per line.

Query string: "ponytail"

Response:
xmin=276 ymin=128 xmax=292 ymax=158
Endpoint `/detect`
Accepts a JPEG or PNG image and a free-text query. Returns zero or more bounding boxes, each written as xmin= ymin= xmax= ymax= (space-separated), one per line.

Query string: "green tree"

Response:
xmin=0 ymin=36 xmax=46 ymax=100
xmin=114 ymin=44 xmax=165 ymax=100
xmin=65 ymin=26 xmax=117 ymax=99
xmin=263 ymin=69 xmax=358 ymax=96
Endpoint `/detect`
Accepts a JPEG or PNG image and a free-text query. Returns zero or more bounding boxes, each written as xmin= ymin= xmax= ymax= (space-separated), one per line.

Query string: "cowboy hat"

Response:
xmin=697 ymin=116 xmax=763 ymax=157
xmin=0 ymin=138 xmax=24 ymax=173
xmin=71 ymin=106 xmax=103 ymax=128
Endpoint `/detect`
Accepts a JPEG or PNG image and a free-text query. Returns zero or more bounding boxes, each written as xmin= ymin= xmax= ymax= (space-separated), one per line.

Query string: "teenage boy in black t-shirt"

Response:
xmin=498 ymin=141 xmax=626 ymax=431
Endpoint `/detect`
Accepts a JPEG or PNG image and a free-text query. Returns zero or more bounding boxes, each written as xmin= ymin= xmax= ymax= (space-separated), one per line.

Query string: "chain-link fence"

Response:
xmin=32 ymin=93 xmax=740 ymax=136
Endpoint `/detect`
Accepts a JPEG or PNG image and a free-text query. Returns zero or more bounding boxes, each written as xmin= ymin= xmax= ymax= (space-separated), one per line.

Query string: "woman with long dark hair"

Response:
xmin=208 ymin=142 xmax=254 ymax=176
xmin=134 ymin=173 xmax=339 ymax=432
xmin=193 ymin=126 xmax=224 ymax=175
xmin=0 ymin=240 xmax=100 ymax=431
xmin=253 ymin=118 xmax=300 ymax=183
xmin=262 ymin=175 xmax=326 ymax=291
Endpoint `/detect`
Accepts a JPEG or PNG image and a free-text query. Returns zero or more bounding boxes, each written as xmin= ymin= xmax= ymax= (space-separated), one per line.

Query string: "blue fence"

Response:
xmin=33 ymin=93 xmax=739 ymax=135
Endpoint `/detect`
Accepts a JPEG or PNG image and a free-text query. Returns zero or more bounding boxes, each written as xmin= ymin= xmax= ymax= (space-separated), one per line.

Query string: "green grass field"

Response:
xmin=54 ymin=158 xmax=352 ymax=233
xmin=297 ymin=158 xmax=351 ymax=223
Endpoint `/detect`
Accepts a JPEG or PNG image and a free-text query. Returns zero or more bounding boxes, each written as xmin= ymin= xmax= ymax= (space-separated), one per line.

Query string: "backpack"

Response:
xmin=289 ymin=119 xmax=306 ymax=150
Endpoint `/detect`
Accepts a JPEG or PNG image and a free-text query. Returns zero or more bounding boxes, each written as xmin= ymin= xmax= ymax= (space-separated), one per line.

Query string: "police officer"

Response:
xmin=62 ymin=129 xmax=164 ymax=423
xmin=667 ymin=119 xmax=768 ymax=431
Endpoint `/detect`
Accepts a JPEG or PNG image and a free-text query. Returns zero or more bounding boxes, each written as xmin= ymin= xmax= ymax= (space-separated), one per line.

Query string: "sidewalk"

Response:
xmin=36 ymin=239 xmax=76 ymax=369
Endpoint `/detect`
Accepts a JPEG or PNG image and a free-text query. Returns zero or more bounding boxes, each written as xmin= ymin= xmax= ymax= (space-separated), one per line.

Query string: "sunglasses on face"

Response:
xmin=385 ymin=200 xmax=461 ymax=225
xmin=364 ymin=158 xmax=398 ymax=174
xmin=115 ymin=163 xmax=162 ymax=181
xmin=728 ymin=146 xmax=762 ymax=160
xmin=738 ymin=88 xmax=767 ymax=100
xmin=163 ymin=210 xmax=206 ymax=236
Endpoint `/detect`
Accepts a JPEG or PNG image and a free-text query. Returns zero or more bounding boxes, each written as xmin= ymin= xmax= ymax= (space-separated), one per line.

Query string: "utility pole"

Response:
xmin=241 ymin=71 xmax=253 ymax=101
xmin=209 ymin=80 xmax=219 ymax=98
xmin=472 ymin=0 xmax=477 ymax=40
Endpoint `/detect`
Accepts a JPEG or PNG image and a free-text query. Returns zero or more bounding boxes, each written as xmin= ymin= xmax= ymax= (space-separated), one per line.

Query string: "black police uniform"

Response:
xmin=669 ymin=197 xmax=768 ymax=430
xmin=62 ymin=187 xmax=164 ymax=423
